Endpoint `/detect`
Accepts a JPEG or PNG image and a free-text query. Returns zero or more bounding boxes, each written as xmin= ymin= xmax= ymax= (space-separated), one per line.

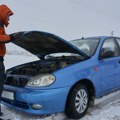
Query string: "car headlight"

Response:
xmin=27 ymin=74 xmax=55 ymax=87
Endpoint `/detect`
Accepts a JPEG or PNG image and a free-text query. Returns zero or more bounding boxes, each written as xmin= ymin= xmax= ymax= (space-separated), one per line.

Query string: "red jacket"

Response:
xmin=0 ymin=5 xmax=13 ymax=57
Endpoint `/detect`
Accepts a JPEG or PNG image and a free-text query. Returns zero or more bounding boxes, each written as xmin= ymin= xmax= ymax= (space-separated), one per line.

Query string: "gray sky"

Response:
xmin=1 ymin=0 xmax=120 ymax=40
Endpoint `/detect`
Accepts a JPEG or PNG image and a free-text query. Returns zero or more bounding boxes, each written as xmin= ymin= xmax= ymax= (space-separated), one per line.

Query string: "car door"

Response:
xmin=99 ymin=38 xmax=120 ymax=93
xmin=115 ymin=38 xmax=120 ymax=87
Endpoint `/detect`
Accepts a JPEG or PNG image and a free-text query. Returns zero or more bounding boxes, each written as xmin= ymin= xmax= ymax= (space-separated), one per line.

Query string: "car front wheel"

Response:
xmin=65 ymin=84 xmax=89 ymax=119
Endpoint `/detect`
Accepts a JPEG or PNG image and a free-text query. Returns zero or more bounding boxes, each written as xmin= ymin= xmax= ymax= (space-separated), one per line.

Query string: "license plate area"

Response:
xmin=2 ymin=91 xmax=14 ymax=100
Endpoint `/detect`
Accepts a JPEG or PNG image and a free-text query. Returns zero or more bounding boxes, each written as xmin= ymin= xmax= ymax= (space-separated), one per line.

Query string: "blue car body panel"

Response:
xmin=3 ymin=85 xmax=71 ymax=115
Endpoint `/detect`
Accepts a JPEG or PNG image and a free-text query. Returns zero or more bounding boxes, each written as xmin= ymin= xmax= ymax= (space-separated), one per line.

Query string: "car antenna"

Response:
xmin=82 ymin=37 xmax=84 ymax=39
xmin=110 ymin=31 xmax=114 ymax=36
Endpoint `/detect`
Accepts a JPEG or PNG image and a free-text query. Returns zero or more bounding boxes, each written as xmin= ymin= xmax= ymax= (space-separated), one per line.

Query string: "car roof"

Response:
xmin=85 ymin=36 xmax=120 ymax=40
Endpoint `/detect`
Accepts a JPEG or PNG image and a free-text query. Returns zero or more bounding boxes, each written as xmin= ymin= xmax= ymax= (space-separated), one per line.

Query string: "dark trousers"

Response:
xmin=0 ymin=61 xmax=5 ymax=112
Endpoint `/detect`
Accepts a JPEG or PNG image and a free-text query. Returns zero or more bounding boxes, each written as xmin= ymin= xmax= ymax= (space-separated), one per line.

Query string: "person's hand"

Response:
xmin=9 ymin=34 xmax=15 ymax=41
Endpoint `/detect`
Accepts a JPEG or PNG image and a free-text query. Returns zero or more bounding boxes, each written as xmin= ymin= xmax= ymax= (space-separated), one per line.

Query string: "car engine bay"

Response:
xmin=5 ymin=55 xmax=83 ymax=88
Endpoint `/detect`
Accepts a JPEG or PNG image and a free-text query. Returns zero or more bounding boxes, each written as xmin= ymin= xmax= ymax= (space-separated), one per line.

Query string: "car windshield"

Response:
xmin=70 ymin=38 xmax=100 ymax=57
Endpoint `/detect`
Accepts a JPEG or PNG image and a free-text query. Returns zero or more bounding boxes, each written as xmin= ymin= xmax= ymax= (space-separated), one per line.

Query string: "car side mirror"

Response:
xmin=100 ymin=50 xmax=115 ymax=59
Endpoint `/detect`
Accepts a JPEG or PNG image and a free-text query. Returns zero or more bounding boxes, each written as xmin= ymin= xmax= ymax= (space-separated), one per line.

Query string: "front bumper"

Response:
xmin=2 ymin=85 xmax=71 ymax=115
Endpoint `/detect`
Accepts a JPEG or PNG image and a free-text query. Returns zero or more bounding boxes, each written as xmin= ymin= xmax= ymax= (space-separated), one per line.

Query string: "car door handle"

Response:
xmin=118 ymin=61 xmax=120 ymax=64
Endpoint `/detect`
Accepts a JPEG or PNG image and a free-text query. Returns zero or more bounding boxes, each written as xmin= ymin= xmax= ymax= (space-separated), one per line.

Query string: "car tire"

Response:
xmin=65 ymin=84 xmax=89 ymax=119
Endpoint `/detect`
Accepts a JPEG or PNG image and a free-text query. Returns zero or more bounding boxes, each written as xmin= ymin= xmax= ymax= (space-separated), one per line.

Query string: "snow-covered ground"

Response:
xmin=1 ymin=55 xmax=120 ymax=120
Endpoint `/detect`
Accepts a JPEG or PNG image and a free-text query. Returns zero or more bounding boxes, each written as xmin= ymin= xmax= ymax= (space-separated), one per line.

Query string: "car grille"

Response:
xmin=2 ymin=98 xmax=29 ymax=109
xmin=5 ymin=76 xmax=29 ymax=88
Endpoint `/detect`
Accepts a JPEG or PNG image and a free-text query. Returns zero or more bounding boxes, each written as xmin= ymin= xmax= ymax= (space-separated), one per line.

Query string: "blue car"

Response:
xmin=2 ymin=31 xmax=120 ymax=119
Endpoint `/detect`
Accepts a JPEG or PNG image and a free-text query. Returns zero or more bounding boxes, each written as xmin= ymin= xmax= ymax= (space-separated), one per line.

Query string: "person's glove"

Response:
xmin=9 ymin=34 xmax=15 ymax=42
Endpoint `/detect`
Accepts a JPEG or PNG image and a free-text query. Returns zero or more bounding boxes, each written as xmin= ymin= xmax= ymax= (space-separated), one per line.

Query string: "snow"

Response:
xmin=1 ymin=55 xmax=120 ymax=120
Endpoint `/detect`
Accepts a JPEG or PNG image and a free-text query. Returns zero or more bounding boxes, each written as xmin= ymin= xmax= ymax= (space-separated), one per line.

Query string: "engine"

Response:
xmin=5 ymin=56 xmax=82 ymax=88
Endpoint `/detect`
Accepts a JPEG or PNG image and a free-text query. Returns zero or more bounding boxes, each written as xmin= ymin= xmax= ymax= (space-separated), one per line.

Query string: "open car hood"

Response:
xmin=11 ymin=31 xmax=88 ymax=59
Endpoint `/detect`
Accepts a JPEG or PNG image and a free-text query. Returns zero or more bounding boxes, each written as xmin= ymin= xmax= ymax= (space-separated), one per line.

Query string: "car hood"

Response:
xmin=11 ymin=31 xmax=88 ymax=59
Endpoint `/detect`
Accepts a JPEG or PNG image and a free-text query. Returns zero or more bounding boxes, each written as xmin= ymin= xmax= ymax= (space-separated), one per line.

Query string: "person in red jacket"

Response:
xmin=0 ymin=4 xmax=14 ymax=117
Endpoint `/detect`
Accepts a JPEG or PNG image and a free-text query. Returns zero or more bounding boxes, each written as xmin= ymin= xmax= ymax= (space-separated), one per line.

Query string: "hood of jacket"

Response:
xmin=0 ymin=4 xmax=13 ymax=27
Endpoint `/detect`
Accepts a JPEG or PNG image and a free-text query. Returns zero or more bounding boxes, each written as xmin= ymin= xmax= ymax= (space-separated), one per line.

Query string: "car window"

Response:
xmin=116 ymin=38 xmax=120 ymax=47
xmin=70 ymin=38 xmax=99 ymax=57
xmin=100 ymin=38 xmax=119 ymax=59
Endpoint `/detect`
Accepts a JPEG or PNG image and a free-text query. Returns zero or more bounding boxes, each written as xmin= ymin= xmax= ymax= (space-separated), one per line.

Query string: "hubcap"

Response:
xmin=75 ymin=89 xmax=88 ymax=113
